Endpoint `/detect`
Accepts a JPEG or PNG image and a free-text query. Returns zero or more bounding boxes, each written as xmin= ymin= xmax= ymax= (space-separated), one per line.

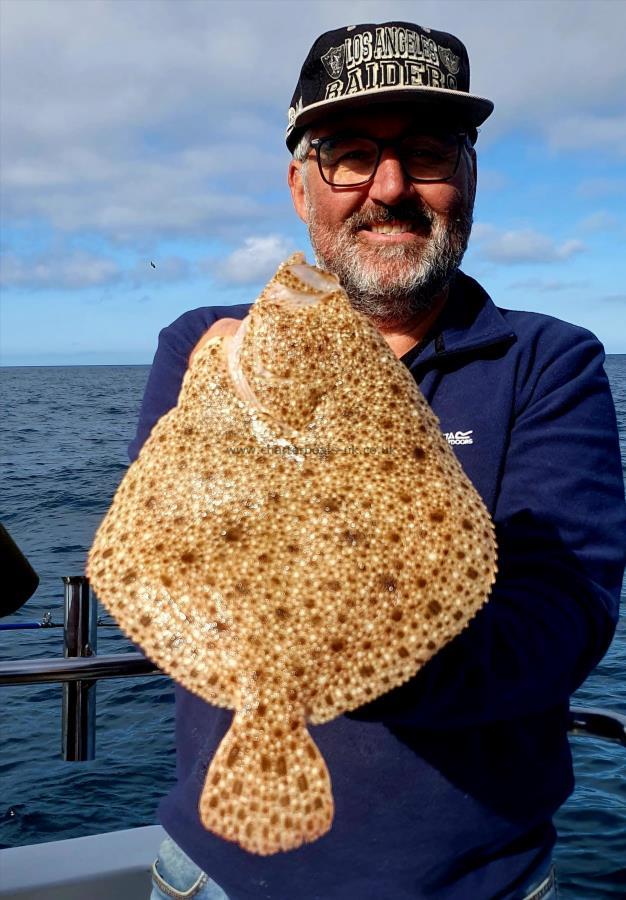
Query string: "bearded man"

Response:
xmin=135 ymin=22 xmax=626 ymax=900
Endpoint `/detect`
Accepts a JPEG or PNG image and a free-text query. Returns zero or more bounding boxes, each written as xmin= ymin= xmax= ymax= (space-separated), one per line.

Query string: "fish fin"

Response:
xmin=199 ymin=707 xmax=333 ymax=855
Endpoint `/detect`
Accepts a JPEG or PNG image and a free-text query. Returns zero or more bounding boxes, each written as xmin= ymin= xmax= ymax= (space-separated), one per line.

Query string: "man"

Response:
xmin=138 ymin=23 xmax=626 ymax=900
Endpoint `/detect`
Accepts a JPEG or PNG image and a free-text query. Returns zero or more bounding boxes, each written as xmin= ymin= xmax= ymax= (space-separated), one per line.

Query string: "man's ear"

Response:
xmin=288 ymin=160 xmax=309 ymax=224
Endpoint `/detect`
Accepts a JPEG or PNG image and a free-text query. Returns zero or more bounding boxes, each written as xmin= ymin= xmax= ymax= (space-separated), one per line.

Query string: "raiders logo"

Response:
xmin=438 ymin=45 xmax=460 ymax=75
xmin=321 ymin=45 xmax=346 ymax=79
xmin=287 ymin=96 xmax=303 ymax=132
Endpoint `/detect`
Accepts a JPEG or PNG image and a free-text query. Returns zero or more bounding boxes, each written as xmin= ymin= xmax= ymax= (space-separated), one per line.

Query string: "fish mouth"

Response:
xmin=264 ymin=264 xmax=340 ymax=308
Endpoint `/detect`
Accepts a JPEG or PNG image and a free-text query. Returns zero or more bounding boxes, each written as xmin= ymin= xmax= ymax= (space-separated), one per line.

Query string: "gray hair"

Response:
xmin=292 ymin=129 xmax=313 ymax=162
xmin=292 ymin=128 xmax=313 ymax=191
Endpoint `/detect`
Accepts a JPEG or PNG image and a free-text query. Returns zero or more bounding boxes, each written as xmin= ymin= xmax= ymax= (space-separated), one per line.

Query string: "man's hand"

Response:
xmin=189 ymin=318 xmax=242 ymax=366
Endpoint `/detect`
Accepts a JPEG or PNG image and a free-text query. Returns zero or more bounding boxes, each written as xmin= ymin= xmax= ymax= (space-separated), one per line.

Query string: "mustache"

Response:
xmin=346 ymin=202 xmax=435 ymax=231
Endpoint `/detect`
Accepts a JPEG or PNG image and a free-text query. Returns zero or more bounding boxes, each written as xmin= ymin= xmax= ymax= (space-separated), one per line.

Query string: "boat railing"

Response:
xmin=0 ymin=575 xmax=624 ymax=759
xmin=0 ymin=575 xmax=163 ymax=760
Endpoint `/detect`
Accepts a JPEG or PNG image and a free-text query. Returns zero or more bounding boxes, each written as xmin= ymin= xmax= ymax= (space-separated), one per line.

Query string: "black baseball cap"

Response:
xmin=286 ymin=22 xmax=494 ymax=151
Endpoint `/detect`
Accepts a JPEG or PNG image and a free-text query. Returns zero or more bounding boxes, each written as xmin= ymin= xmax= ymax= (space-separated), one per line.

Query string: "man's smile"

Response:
xmin=365 ymin=220 xmax=415 ymax=234
xmin=357 ymin=218 xmax=428 ymax=243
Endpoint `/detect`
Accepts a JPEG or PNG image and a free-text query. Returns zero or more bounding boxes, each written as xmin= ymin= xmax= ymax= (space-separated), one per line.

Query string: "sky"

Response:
xmin=1 ymin=0 xmax=625 ymax=365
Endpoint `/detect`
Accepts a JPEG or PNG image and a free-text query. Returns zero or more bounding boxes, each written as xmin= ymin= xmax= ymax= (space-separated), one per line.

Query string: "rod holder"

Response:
xmin=62 ymin=575 xmax=97 ymax=761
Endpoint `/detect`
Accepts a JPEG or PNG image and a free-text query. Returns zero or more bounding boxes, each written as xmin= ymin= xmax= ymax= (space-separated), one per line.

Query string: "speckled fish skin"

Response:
xmin=87 ymin=252 xmax=498 ymax=856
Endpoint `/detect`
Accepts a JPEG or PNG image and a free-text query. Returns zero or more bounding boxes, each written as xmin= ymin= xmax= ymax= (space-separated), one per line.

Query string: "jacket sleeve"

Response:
xmin=128 ymin=310 xmax=218 ymax=463
xmin=351 ymin=328 xmax=626 ymax=729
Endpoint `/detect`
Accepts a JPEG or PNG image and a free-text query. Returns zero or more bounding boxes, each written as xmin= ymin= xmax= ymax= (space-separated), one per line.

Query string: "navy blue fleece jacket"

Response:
xmin=128 ymin=271 xmax=625 ymax=900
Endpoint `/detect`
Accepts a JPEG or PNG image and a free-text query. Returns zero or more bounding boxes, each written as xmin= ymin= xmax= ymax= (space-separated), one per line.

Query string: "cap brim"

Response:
xmin=286 ymin=86 xmax=494 ymax=150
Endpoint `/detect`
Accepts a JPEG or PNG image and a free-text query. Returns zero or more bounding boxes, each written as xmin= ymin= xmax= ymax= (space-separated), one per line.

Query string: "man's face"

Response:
xmin=288 ymin=106 xmax=477 ymax=326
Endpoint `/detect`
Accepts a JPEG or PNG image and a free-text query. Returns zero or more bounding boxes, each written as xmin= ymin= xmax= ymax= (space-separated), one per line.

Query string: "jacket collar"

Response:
xmin=404 ymin=271 xmax=516 ymax=368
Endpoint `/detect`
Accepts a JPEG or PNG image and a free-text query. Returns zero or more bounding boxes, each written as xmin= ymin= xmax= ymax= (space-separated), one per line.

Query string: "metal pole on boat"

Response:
xmin=62 ymin=575 xmax=97 ymax=761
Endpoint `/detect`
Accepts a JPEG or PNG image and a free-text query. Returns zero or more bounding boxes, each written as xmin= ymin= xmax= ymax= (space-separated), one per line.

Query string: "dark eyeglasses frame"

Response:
xmin=308 ymin=132 xmax=471 ymax=187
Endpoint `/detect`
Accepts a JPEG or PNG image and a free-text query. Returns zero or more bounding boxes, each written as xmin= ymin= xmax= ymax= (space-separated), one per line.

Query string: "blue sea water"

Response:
xmin=0 ymin=357 xmax=624 ymax=898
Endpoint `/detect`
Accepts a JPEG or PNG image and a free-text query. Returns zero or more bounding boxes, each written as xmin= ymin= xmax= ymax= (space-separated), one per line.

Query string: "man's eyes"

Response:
xmin=338 ymin=148 xmax=375 ymax=161
xmin=404 ymin=146 xmax=446 ymax=160
xmin=321 ymin=143 xmax=375 ymax=163
xmin=319 ymin=136 xmax=457 ymax=168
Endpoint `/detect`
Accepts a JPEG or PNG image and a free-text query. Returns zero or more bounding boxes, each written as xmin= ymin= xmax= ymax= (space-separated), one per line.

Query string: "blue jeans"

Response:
xmin=150 ymin=835 xmax=228 ymax=899
xmin=149 ymin=834 xmax=558 ymax=899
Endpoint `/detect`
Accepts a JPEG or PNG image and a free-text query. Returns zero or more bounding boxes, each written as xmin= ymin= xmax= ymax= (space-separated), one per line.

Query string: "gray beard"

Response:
xmin=305 ymin=198 xmax=473 ymax=325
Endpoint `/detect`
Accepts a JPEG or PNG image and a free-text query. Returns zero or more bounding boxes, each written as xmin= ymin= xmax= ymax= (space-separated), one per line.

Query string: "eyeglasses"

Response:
xmin=309 ymin=132 xmax=469 ymax=187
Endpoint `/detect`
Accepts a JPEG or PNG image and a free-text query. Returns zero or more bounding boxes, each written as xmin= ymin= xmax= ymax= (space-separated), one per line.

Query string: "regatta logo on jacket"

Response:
xmin=444 ymin=430 xmax=474 ymax=446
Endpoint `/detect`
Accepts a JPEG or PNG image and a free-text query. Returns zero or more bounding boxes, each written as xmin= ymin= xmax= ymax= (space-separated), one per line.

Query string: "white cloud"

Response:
xmin=0 ymin=250 xmax=195 ymax=291
xmin=577 ymin=211 xmax=619 ymax=232
xmin=477 ymin=168 xmax=508 ymax=192
xmin=0 ymin=0 xmax=291 ymax=241
xmin=214 ymin=235 xmax=296 ymax=284
xmin=470 ymin=223 xmax=497 ymax=242
xmin=2 ymin=149 xmax=280 ymax=240
xmin=508 ymin=277 xmax=589 ymax=293
xmin=460 ymin=2 xmax=626 ymax=148
xmin=576 ymin=178 xmax=626 ymax=199
xmin=0 ymin=251 xmax=121 ymax=289
xmin=546 ymin=114 xmax=626 ymax=157
xmin=472 ymin=225 xmax=585 ymax=264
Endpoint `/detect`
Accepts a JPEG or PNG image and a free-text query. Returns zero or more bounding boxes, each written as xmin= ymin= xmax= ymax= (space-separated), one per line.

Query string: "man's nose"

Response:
xmin=367 ymin=149 xmax=413 ymax=206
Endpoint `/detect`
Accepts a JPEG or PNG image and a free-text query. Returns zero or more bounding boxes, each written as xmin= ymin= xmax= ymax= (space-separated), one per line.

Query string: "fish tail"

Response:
xmin=199 ymin=706 xmax=333 ymax=855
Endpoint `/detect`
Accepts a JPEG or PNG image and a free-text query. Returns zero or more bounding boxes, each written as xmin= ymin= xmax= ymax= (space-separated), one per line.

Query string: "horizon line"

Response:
xmin=3 ymin=352 xmax=626 ymax=369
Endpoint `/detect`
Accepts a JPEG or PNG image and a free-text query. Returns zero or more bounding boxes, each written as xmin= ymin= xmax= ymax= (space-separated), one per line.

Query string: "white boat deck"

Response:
xmin=0 ymin=824 xmax=165 ymax=899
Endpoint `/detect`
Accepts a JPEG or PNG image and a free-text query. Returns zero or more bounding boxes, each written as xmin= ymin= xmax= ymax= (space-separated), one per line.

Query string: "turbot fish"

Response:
xmin=87 ymin=253 xmax=497 ymax=856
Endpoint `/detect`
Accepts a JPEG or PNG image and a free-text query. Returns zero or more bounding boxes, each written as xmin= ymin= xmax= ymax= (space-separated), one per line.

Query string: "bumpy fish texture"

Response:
xmin=87 ymin=252 xmax=497 ymax=856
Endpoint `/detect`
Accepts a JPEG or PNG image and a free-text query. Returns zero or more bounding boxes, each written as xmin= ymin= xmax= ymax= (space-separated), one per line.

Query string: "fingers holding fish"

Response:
xmin=189 ymin=317 xmax=243 ymax=367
